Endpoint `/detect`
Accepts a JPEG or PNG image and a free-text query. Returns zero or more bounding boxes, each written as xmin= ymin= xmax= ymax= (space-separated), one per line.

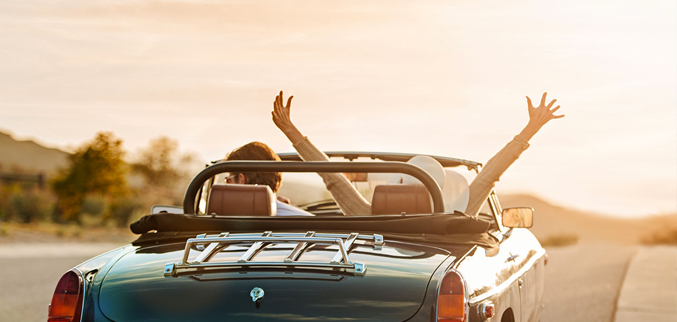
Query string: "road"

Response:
xmin=0 ymin=243 xmax=636 ymax=322
xmin=541 ymin=244 xmax=636 ymax=322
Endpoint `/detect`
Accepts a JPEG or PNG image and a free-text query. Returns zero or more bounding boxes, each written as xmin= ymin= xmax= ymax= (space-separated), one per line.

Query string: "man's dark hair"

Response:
xmin=225 ymin=141 xmax=282 ymax=193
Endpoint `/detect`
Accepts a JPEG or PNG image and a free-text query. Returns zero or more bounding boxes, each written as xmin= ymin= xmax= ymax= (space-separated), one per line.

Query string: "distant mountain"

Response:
xmin=500 ymin=193 xmax=676 ymax=245
xmin=1 ymin=130 xmax=672 ymax=245
xmin=0 ymin=131 xmax=70 ymax=175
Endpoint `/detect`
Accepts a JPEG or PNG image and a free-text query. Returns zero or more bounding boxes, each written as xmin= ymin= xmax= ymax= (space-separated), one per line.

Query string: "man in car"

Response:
xmin=224 ymin=141 xmax=314 ymax=216
xmin=271 ymin=91 xmax=564 ymax=217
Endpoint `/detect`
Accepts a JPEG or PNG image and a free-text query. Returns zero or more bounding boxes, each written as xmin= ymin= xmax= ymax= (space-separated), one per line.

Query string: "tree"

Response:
xmin=52 ymin=132 xmax=128 ymax=222
xmin=134 ymin=136 xmax=180 ymax=187
xmin=132 ymin=136 xmax=199 ymax=200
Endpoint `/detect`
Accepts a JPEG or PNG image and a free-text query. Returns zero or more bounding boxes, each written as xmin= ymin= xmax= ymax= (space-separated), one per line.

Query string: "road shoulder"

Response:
xmin=0 ymin=242 xmax=126 ymax=258
xmin=614 ymin=246 xmax=677 ymax=322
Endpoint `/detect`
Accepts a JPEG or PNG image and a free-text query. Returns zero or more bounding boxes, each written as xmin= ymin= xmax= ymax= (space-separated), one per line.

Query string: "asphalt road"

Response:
xmin=0 ymin=243 xmax=635 ymax=322
xmin=541 ymin=244 xmax=636 ymax=322
xmin=0 ymin=256 xmax=93 ymax=322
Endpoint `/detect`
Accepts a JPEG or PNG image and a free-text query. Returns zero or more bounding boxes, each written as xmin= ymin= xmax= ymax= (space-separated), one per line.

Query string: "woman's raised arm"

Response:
xmin=271 ymin=91 xmax=372 ymax=215
xmin=465 ymin=92 xmax=564 ymax=218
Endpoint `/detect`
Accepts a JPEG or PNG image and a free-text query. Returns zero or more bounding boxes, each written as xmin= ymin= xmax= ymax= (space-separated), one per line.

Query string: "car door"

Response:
xmin=491 ymin=193 xmax=545 ymax=322
xmin=460 ymin=194 xmax=525 ymax=321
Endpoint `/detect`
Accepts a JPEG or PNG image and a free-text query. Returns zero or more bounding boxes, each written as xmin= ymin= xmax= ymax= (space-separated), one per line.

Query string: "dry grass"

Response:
xmin=539 ymin=233 xmax=580 ymax=247
xmin=641 ymin=228 xmax=677 ymax=245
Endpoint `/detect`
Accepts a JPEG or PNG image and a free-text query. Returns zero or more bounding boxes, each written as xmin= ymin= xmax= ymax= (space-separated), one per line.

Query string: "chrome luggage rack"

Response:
xmin=163 ymin=231 xmax=384 ymax=277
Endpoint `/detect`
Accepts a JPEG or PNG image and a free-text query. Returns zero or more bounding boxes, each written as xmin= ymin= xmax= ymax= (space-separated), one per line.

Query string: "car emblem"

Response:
xmin=250 ymin=287 xmax=265 ymax=302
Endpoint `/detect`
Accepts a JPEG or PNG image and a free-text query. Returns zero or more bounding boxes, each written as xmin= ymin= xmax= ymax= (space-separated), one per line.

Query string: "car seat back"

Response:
xmin=442 ymin=169 xmax=470 ymax=213
xmin=207 ymin=184 xmax=277 ymax=216
xmin=371 ymin=184 xmax=433 ymax=215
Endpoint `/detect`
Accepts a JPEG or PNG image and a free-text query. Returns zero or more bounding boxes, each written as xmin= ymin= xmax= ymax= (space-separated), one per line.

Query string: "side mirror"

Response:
xmin=502 ymin=207 xmax=534 ymax=228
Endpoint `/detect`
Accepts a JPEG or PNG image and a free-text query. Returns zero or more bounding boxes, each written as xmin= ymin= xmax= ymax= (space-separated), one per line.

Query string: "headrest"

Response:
xmin=207 ymin=184 xmax=277 ymax=216
xmin=402 ymin=155 xmax=446 ymax=189
xmin=371 ymin=184 xmax=433 ymax=215
xmin=442 ymin=169 xmax=469 ymax=213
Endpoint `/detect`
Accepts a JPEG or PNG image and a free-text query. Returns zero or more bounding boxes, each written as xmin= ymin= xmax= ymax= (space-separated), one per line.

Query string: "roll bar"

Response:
xmin=277 ymin=151 xmax=482 ymax=171
xmin=183 ymin=161 xmax=445 ymax=214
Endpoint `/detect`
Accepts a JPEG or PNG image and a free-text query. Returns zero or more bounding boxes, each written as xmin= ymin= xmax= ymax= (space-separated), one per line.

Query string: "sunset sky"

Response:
xmin=0 ymin=0 xmax=675 ymax=218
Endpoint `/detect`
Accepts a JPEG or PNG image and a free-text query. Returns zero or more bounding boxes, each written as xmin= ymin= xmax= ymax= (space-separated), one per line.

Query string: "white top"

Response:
xmin=275 ymin=200 xmax=315 ymax=217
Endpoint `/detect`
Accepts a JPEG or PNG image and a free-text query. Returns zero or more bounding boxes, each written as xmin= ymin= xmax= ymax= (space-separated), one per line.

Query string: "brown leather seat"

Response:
xmin=371 ymin=184 xmax=433 ymax=215
xmin=207 ymin=184 xmax=277 ymax=216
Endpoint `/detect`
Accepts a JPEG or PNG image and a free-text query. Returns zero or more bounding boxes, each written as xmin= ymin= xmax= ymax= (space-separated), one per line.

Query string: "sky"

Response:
xmin=0 ymin=0 xmax=675 ymax=218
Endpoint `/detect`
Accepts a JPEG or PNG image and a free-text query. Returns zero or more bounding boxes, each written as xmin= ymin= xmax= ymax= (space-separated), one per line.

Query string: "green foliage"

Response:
xmin=2 ymin=132 xmax=196 ymax=227
xmin=108 ymin=198 xmax=142 ymax=228
xmin=131 ymin=136 xmax=199 ymax=203
xmin=133 ymin=136 xmax=180 ymax=187
xmin=81 ymin=195 xmax=106 ymax=217
xmin=7 ymin=191 xmax=54 ymax=223
xmin=0 ymin=184 xmax=20 ymax=221
xmin=539 ymin=233 xmax=579 ymax=247
xmin=52 ymin=132 xmax=128 ymax=222
xmin=0 ymin=183 xmax=55 ymax=223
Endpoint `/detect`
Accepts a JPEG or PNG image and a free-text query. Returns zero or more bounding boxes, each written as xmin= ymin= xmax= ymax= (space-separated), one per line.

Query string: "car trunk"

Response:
xmin=98 ymin=241 xmax=460 ymax=322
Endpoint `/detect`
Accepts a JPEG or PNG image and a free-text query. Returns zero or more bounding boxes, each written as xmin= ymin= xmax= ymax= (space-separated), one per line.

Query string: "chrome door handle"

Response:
xmin=506 ymin=254 xmax=520 ymax=262
xmin=518 ymin=279 xmax=524 ymax=287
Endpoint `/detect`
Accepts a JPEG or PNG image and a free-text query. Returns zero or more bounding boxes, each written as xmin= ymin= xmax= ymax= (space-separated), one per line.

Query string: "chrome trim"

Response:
xmin=191 ymin=232 xmax=385 ymax=248
xmin=195 ymin=234 xmax=207 ymax=250
xmin=164 ymin=263 xmax=175 ymax=275
xmin=488 ymin=190 xmax=506 ymax=234
xmin=238 ymin=231 xmax=272 ymax=263
xmin=478 ymin=301 xmax=495 ymax=320
xmin=275 ymin=151 xmax=482 ymax=170
xmin=373 ymin=234 xmax=384 ymax=250
xmin=193 ymin=233 xmax=229 ymax=263
xmin=330 ymin=232 xmax=358 ymax=264
xmin=353 ymin=262 xmax=366 ymax=275
xmin=284 ymin=231 xmax=315 ymax=263
xmin=502 ymin=228 xmax=514 ymax=239
xmin=469 ymin=248 xmax=546 ymax=304
xmin=506 ymin=254 xmax=520 ymax=262
xmin=72 ymin=267 xmax=86 ymax=322
xmin=165 ymin=231 xmax=378 ymax=277
xmin=333 ymin=236 xmax=351 ymax=265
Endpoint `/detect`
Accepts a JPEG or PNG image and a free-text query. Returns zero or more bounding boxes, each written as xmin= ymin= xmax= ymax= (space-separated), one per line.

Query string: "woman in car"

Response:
xmin=271 ymin=91 xmax=564 ymax=217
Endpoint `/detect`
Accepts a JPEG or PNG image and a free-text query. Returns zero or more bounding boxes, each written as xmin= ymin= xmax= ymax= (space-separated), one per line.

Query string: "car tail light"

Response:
xmin=48 ymin=270 xmax=83 ymax=322
xmin=437 ymin=270 xmax=467 ymax=322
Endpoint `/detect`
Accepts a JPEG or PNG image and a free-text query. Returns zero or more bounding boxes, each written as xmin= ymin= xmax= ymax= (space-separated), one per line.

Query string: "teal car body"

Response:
xmin=51 ymin=153 xmax=546 ymax=322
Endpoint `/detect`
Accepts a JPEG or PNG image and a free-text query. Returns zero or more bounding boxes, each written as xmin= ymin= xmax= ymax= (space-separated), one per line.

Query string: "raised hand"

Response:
xmin=520 ymin=92 xmax=564 ymax=141
xmin=527 ymin=92 xmax=564 ymax=126
xmin=272 ymin=91 xmax=294 ymax=131
xmin=272 ymin=90 xmax=304 ymax=144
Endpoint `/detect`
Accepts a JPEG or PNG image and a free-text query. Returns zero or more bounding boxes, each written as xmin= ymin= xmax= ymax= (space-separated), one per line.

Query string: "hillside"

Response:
xmin=0 ymin=131 xmax=70 ymax=175
xmin=1 ymin=129 xmax=672 ymax=245
xmin=500 ymin=193 xmax=677 ymax=245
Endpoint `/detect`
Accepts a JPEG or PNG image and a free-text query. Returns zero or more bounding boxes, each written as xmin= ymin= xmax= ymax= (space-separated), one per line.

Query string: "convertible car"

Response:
xmin=47 ymin=152 xmax=546 ymax=322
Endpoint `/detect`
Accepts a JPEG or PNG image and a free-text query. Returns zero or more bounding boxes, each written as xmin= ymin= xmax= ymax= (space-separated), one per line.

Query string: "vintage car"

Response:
xmin=47 ymin=152 xmax=546 ymax=322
